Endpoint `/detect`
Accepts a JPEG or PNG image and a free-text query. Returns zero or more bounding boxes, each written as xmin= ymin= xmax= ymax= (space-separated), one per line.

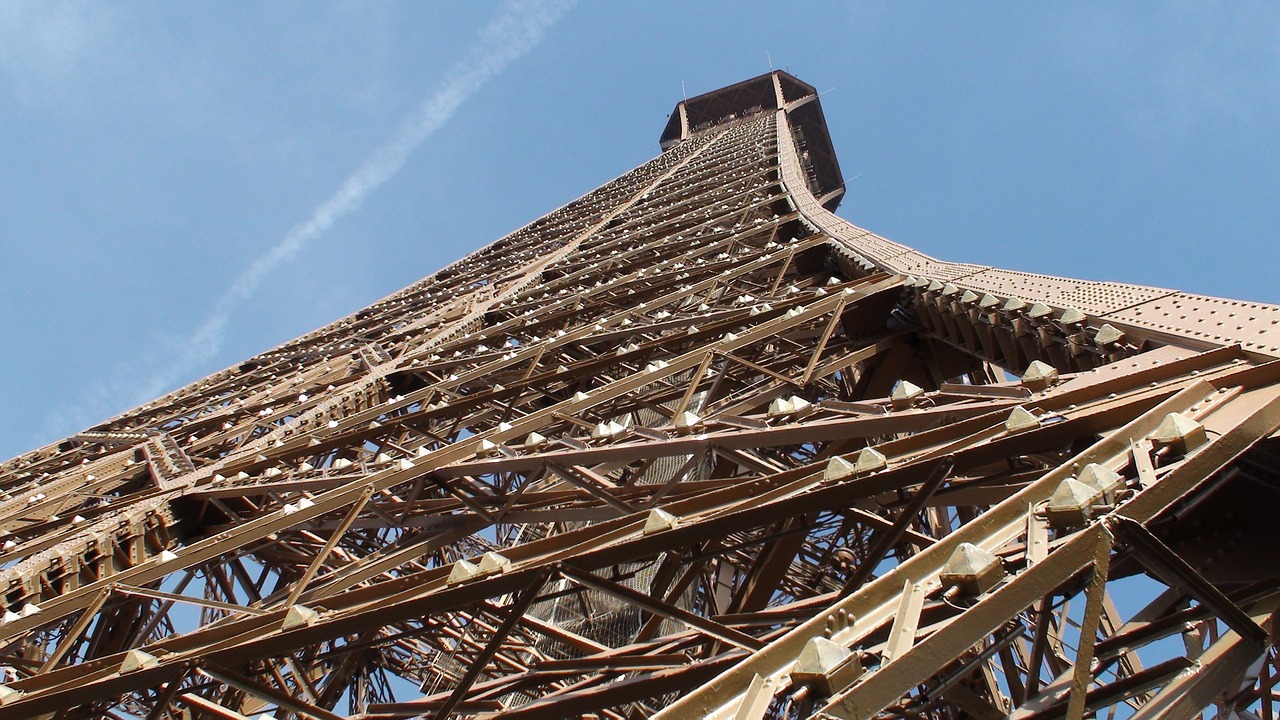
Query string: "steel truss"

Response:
xmin=0 ymin=72 xmax=1277 ymax=720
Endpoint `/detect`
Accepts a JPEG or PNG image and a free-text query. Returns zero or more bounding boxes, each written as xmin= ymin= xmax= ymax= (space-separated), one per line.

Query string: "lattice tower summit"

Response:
xmin=1 ymin=72 xmax=1278 ymax=720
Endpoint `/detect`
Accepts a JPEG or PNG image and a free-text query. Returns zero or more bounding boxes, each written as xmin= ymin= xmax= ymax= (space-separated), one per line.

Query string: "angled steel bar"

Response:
xmin=1065 ymin=530 xmax=1114 ymax=720
xmin=198 ymin=666 xmax=346 ymax=720
xmin=558 ymin=563 xmax=766 ymax=652
xmin=838 ymin=455 xmax=955 ymax=597
xmin=1110 ymin=515 xmax=1268 ymax=644
xmin=432 ymin=570 xmax=551 ymax=719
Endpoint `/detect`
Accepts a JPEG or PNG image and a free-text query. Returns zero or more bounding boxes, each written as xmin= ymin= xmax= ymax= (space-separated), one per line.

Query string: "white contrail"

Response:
xmin=33 ymin=0 xmax=571 ymax=448
xmin=137 ymin=0 xmax=573 ymax=400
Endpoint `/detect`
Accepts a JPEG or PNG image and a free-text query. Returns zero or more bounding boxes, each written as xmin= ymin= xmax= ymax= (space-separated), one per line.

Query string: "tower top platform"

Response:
xmin=660 ymin=70 xmax=845 ymax=210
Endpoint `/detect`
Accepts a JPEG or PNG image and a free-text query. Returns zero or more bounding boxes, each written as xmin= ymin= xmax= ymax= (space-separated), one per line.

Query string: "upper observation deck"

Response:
xmin=660 ymin=70 xmax=845 ymax=212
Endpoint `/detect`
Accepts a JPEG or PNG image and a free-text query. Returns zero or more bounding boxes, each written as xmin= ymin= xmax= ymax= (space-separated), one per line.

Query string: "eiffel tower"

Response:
xmin=1 ymin=71 xmax=1277 ymax=720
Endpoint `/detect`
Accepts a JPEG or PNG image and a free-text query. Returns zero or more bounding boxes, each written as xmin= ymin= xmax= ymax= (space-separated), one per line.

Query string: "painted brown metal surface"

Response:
xmin=0 ymin=71 xmax=1277 ymax=720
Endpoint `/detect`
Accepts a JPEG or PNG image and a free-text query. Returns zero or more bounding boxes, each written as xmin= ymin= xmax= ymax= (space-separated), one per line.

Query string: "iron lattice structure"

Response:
xmin=1 ymin=72 xmax=1279 ymax=720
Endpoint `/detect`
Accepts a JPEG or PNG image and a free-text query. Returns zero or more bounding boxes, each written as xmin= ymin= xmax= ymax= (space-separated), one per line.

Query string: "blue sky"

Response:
xmin=2 ymin=1 xmax=1277 ymax=459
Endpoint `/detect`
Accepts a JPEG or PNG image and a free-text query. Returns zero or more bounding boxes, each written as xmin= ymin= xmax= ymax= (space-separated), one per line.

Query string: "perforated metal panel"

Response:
xmin=956 ymin=268 xmax=1175 ymax=316
xmin=1105 ymin=292 xmax=1280 ymax=354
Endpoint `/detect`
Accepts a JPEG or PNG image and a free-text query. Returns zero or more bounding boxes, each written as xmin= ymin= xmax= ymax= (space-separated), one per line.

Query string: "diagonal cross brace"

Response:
xmin=1109 ymin=516 xmax=1267 ymax=645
